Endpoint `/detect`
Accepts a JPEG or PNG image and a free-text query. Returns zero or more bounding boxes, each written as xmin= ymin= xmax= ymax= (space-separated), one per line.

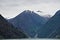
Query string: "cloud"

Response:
xmin=0 ymin=0 xmax=60 ymax=6
xmin=0 ymin=0 xmax=60 ymax=18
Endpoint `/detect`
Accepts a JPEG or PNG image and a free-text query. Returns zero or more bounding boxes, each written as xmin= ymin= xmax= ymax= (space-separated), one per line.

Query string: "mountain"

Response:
xmin=38 ymin=10 xmax=60 ymax=38
xmin=0 ymin=14 xmax=28 ymax=39
xmin=8 ymin=10 xmax=48 ymax=37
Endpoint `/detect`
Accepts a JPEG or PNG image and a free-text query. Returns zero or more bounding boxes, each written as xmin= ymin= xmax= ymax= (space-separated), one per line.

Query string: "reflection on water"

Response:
xmin=1 ymin=39 xmax=60 ymax=40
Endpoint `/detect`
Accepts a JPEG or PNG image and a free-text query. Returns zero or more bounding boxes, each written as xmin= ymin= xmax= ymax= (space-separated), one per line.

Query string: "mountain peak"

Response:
xmin=24 ymin=10 xmax=32 ymax=12
xmin=9 ymin=10 xmax=48 ymax=37
xmin=22 ymin=10 xmax=34 ymax=14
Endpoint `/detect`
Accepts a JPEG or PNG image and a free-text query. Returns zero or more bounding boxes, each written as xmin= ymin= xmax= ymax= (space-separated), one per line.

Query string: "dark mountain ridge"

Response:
xmin=38 ymin=10 xmax=60 ymax=38
xmin=0 ymin=14 xmax=28 ymax=39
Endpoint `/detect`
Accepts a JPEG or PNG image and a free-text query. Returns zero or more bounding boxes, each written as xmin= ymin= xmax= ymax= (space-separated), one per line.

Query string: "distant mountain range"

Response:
xmin=0 ymin=14 xmax=28 ymax=39
xmin=8 ymin=10 xmax=49 ymax=37
xmin=38 ymin=10 xmax=60 ymax=38
xmin=0 ymin=10 xmax=60 ymax=38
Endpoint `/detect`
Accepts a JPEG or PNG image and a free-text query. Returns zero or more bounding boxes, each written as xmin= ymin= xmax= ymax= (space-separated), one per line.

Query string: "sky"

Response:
xmin=0 ymin=0 xmax=60 ymax=19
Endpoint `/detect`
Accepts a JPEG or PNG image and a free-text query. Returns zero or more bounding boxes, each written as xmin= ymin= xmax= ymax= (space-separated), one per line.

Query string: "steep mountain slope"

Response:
xmin=0 ymin=14 xmax=28 ymax=39
xmin=8 ymin=10 xmax=48 ymax=37
xmin=38 ymin=10 xmax=60 ymax=38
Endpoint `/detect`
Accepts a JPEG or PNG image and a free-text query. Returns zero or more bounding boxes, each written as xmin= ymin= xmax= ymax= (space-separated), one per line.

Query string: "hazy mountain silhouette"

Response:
xmin=0 ymin=14 xmax=28 ymax=39
xmin=38 ymin=10 xmax=60 ymax=38
xmin=8 ymin=10 xmax=48 ymax=37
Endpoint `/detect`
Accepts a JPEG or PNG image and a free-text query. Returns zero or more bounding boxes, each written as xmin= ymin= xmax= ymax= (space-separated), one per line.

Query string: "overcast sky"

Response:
xmin=0 ymin=0 xmax=60 ymax=19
